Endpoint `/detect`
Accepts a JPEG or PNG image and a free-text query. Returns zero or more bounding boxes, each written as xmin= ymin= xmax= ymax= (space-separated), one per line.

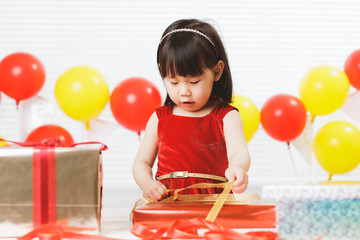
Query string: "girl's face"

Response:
xmin=163 ymin=61 xmax=224 ymax=113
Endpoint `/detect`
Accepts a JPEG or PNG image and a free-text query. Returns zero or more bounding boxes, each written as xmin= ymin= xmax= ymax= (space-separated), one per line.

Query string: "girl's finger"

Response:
xmin=159 ymin=182 xmax=167 ymax=191
xmin=233 ymin=184 xmax=247 ymax=194
xmin=153 ymin=191 xmax=162 ymax=200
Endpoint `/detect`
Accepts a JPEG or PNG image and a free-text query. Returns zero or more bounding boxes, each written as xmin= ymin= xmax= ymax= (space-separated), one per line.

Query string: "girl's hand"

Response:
xmin=225 ymin=166 xmax=248 ymax=193
xmin=142 ymin=179 xmax=167 ymax=201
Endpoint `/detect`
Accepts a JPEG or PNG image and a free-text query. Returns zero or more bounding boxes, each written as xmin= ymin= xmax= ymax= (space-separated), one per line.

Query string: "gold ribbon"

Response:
xmin=205 ymin=181 xmax=234 ymax=222
xmin=318 ymin=181 xmax=360 ymax=185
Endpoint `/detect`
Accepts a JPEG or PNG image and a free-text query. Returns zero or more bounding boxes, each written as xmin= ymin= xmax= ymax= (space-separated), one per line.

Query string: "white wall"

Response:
xmin=1 ymin=0 xmax=360 ymax=198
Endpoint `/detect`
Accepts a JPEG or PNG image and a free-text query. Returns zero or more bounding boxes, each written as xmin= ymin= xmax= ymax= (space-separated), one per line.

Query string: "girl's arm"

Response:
xmin=223 ymin=110 xmax=251 ymax=193
xmin=132 ymin=112 xmax=167 ymax=200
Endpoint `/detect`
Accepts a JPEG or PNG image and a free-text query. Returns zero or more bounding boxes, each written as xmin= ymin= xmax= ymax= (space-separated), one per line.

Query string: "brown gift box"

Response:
xmin=0 ymin=146 xmax=103 ymax=237
xmin=132 ymin=194 xmax=276 ymax=229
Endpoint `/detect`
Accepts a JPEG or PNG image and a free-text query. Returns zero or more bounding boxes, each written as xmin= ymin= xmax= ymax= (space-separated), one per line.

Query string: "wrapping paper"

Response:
xmin=0 ymin=146 xmax=103 ymax=237
xmin=132 ymin=193 xmax=276 ymax=229
xmin=262 ymin=184 xmax=360 ymax=240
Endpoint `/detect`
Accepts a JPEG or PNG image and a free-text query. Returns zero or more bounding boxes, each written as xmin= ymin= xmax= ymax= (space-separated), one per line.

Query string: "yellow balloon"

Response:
xmin=231 ymin=94 xmax=260 ymax=142
xmin=313 ymin=121 xmax=360 ymax=175
xmin=0 ymin=135 xmax=9 ymax=146
xmin=299 ymin=65 xmax=349 ymax=117
xmin=55 ymin=66 xmax=109 ymax=128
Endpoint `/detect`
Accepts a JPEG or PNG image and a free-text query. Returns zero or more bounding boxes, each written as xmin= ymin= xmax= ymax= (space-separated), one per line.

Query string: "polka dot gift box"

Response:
xmin=262 ymin=183 xmax=360 ymax=240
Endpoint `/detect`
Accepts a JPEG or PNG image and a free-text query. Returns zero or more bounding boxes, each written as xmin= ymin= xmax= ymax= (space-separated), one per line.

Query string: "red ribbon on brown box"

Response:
xmin=32 ymin=147 xmax=57 ymax=227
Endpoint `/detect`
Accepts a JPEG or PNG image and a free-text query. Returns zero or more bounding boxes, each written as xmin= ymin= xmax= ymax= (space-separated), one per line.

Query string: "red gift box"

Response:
xmin=132 ymin=195 xmax=276 ymax=229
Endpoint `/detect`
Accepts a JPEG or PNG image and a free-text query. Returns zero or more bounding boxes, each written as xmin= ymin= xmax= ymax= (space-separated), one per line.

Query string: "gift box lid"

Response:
xmin=132 ymin=193 xmax=276 ymax=229
xmin=262 ymin=183 xmax=360 ymax=200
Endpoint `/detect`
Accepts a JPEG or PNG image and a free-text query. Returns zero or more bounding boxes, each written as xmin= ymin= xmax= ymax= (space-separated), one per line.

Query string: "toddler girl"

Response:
xmin=133 ymin=19 xmax=250 ymax=201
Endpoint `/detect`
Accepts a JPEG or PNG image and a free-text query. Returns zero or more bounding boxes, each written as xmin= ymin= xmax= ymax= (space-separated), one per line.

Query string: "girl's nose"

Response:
xmin=179 ymin=84 xmax=191 ymax=96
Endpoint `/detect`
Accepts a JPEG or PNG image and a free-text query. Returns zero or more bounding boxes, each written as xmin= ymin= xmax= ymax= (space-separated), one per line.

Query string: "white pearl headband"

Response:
xmin=159 ymin=28 xmax=216 ymax=49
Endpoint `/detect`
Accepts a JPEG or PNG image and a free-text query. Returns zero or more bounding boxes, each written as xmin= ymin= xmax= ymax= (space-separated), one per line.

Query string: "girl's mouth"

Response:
xmin=181 ymin=101 xmax=194 ymax=106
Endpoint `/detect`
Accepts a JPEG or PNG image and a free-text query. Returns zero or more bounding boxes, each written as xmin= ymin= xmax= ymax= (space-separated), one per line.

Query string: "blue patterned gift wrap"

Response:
xmin=262 ymin=185 xmax=360 ymax=240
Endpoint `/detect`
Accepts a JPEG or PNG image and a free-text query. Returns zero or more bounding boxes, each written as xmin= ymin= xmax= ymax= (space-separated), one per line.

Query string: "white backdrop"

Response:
xmin=1 ymin=0 xmax=360 ymax=197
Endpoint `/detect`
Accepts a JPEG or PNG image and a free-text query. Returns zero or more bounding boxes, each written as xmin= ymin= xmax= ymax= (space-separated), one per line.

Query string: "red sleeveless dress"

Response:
xmin=155 ymin=103 xmax=238 ymax=194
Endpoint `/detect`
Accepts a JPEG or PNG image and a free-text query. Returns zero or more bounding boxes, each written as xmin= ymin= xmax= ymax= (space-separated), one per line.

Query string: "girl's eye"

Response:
xmin=190 ymin=81 xmax=200 ymax=84
xmin=170 ymin=82 xmax=178 ymax=85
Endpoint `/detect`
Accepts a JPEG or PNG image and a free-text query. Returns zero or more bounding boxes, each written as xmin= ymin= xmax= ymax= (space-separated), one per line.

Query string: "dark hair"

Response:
xmin=157 ymin=19 xmax=233 ymax=105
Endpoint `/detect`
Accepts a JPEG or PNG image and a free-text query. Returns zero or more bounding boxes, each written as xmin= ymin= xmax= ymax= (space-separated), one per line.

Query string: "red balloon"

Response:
xmin=0 ymin=52 xmax=45 ymax=105
xmin=344 ymin=49 xmax=360 ymax=90
xmin=25 ymin=124 xmax=74 ymax=147
xmin=110 ymin=77 xmax=162 ymax=134
xmin=261 ymin=94 xmax=307 ymax=143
